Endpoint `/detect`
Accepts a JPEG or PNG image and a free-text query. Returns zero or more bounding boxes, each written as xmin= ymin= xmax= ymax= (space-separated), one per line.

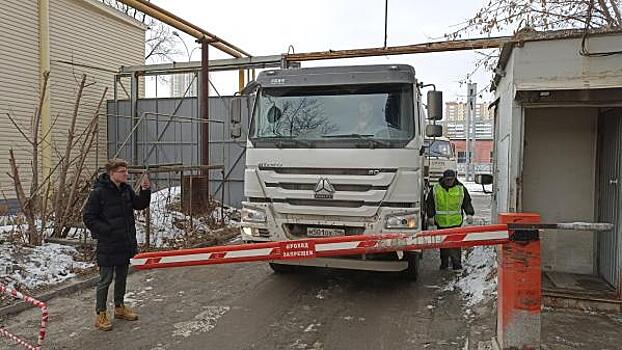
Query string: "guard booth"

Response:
xmin=490 ymin=29 xmax=622 ymax=303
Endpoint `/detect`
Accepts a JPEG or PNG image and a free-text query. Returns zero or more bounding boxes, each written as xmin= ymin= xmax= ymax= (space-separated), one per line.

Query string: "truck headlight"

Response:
xmin=385 ymin=212 xmax=418 ymax=229
xmin=241 ymin=206 xmax=266 ymax=223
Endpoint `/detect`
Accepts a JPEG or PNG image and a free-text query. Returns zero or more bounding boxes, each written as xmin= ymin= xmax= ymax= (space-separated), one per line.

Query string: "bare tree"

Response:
xmin=449 ymin=0 xmax=621 ymax=38
xmin=99 ymin=0 xmax=181 ymax=62
xmin=6 ymin=72 xmax=107 ymax=244
xmin=145 ymin=22 xmax=181 ymax=62
xmin=448 ymin=0 xmax=621 ymax=88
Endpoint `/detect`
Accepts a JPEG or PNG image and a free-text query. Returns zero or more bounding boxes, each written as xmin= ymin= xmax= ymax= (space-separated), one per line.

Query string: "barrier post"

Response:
xmin=497 ymin=213 xmax=541 ymax=349
xmin=0 ymin=284 xmax=48 ymax=350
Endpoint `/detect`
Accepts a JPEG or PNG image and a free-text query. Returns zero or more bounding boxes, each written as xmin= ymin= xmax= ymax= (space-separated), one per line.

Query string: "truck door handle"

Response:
xmin=610 ymin=179 xmax=619 ymax=185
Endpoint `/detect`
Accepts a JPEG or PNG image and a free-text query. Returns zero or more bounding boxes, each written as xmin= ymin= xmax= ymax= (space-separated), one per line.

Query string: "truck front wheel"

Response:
xmin=402 ymin=252 xmax=420 ymax=281
xmin=268 ymin=263 xmax=297 ymax=273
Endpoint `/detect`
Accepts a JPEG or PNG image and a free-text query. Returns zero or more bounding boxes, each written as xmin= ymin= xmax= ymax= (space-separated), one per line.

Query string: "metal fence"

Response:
xmin=106 ymin=96 xmax=249 ymax=208
xmin=458 ymin=163 xmax=493 ymax=177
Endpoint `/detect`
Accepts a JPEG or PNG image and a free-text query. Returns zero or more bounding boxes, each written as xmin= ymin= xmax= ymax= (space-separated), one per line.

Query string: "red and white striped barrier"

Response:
xmin=131 ymin=224 xmax=511 ymax=270
xmin=0 ymin=284 xmax=48 ymax=350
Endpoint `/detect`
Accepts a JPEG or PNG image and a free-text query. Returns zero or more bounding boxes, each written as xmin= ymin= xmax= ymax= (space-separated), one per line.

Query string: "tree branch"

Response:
xmin=5 ymin=113 xmax=33 ymax=145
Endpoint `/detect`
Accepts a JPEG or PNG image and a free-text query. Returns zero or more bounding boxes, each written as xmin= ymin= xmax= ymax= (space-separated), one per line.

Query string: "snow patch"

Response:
xmin=172 ymin=306 xmax=230 ymax=338
xmin=454 ymin=246 xmax=497 ymax=307
xmin=315 ymin=289 xmax=328 ymax=300
xmin=135 ymin=187 xmax=240 ymax=248
xmin=303 ymin=322 xmax=321 ymax=332
xmin=0 ymin=242 xmax=93 ymax=291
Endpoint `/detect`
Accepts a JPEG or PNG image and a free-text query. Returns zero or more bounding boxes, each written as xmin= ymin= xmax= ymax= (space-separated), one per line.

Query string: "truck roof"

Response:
xmin=256 ymin=64 xmax=416 ymax=88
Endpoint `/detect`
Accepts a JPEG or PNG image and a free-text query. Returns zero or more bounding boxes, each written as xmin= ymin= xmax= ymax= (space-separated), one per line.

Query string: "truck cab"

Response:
xmin=232 ymin=64 xmax=442 ymax=279
xmin=423 ymin=136 xmax=458 ymax=186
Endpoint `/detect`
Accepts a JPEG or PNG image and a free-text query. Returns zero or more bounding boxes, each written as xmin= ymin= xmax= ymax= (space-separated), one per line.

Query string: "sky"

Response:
xmin=147 ymin=0 xmax=500 ymax=103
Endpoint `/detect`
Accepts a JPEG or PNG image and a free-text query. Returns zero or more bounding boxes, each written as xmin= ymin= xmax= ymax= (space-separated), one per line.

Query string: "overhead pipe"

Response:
xmin=115 ymin=0 xmax=250 ymax=58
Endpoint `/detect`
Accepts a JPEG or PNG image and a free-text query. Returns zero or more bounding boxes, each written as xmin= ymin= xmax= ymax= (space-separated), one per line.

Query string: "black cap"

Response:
xmin=442 ymin=169 xmax=456 ymax=179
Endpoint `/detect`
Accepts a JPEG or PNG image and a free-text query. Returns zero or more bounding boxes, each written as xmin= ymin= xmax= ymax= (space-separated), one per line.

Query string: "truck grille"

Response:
xmin=257 ymin=167 xmax=397 ymax=216
xmin=259 ymin=166 xmax=396 ymax=176
xmin=265 ymin=183 xmax=388 ymax=192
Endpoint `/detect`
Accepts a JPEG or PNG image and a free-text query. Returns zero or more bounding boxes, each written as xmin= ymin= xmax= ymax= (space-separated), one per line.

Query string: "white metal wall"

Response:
xmin=597 ymin=109 xmax=622 ymax=288
xmin=522 ymin=107 xmax=597 ymax=274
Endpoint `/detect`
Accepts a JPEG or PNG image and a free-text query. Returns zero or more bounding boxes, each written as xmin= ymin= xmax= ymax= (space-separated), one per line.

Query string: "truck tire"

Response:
xmin=402 ymin=252 xmax=420 ymax=281
xmin=268 ymin=263 xmax=297 ymax=273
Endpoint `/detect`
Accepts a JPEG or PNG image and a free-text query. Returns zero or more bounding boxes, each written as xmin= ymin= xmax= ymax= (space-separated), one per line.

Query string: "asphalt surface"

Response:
xmin=4 ymin=190 xmax=621 ymax=349
xmin=2 ymin=193 xmax=498 ymax=350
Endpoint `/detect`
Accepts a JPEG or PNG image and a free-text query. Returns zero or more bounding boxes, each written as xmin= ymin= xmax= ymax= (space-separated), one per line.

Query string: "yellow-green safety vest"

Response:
xmin=433 ymin=183 xmax=464 ymax=228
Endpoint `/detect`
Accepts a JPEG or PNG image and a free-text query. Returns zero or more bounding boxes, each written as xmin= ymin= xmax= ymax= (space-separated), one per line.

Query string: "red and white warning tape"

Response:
xmin=132 ymin=224 xmax=510 ymax=270
xmin=0 ymin=284 xmax=48 ymax=350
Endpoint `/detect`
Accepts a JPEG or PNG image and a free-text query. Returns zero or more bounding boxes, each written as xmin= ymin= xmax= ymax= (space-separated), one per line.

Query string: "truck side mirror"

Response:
xmin=230 ymin=98 xmax=242 ymax=139
xmin=475 ymin=173 xmax=493 ymax=185
xmin=230 ymin=98 xmax=242 ymax=124
xmin=475 ymin=173 xmax=493 ymax=194
xmin=425 ymin=124 xmax=443 ymax=137
xmin=230 ymin=124 xmax=242 ymax=139
xmin=427 ymin=91 xmax=443 ymax=120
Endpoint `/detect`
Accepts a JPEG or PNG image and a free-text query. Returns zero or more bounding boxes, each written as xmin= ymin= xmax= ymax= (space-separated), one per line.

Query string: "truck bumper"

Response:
xmin=268 ymin=257 xmax=409 ymax=272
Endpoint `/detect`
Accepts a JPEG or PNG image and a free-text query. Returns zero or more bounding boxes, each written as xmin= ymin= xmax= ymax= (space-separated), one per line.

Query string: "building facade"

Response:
xmin=443 ymin=101 xmax=494 ymax=174
xmin=0 ymin=0 xmax=146 ymax=202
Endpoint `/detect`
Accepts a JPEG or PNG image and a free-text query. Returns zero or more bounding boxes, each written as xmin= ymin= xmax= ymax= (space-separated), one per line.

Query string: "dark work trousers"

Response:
xmin=95 ymin=264 xmax=129 ymax=312
xmin=440 ymin=248 xmax=462 ymax=269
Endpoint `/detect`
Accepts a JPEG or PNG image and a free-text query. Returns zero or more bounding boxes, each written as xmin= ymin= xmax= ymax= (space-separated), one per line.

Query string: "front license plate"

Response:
xmin=307 ymin=227 xmax=345 ymax=237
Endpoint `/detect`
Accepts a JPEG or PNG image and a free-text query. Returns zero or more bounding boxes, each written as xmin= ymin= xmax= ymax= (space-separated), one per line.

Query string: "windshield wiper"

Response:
xmin=322 ymin=134 xmax=391 ymax=148
xmin=322 ymin=133 xmax=374 ymax=138
xmin=273 ymin=137 xmax=313 ymax=148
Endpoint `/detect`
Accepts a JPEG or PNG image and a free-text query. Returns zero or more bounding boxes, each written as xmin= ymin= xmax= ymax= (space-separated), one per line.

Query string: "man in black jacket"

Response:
xmin=84 ymin=159 xmax=151 ymax=331
xmin=425 ymin=169 xmax=475 ymax=270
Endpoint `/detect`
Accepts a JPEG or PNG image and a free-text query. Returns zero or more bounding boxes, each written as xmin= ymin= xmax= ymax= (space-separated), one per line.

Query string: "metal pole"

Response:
xmin=384 ymin=0 xmax=389 ymax=48
xmin=466 ymin=83 xmax=476 ymax=181
xmin=464 ymin=83 xmax=471 ymax=181
xmin=470 ymin=83 xmax=477 ymax=180
xmin=200 ymin=40 xmax=210 ymax=197
xmin=130 ymin=73 xmax=139 ymax=164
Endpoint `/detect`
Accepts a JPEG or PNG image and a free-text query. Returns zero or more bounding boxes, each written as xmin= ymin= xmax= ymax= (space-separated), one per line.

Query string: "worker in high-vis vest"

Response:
xmin=425 ymin=169 xmax=475 ymax=270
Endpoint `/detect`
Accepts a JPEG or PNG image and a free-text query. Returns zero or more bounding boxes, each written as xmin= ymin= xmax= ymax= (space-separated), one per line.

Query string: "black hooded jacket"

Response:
xmin=83 ymin=173 xmax=151 ymax=266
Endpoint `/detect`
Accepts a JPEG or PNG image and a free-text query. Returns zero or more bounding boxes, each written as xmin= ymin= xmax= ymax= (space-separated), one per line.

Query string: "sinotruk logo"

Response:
xmin=314 ymin=178 xmax=335 ymax=199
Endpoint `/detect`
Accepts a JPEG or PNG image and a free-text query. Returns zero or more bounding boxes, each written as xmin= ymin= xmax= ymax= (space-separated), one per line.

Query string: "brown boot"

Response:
xmin=95 ymin=311 xmax=112 ymax=331
xmin=114 ymin=304 xmax=138 ymax=321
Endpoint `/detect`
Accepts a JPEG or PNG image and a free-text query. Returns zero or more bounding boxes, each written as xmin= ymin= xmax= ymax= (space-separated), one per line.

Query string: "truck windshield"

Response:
xmin=250 ymin=84 xmax=414 ymax=148
xmin=424 ymin=139 xmax=454 ymax=158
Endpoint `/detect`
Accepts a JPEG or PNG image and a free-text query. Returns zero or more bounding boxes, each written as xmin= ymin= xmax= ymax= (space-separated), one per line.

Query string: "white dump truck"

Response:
xmin=230 ymin=64 xmax=444 ymax=279
xmin=423 ymin=135 xmax=458 ymax=185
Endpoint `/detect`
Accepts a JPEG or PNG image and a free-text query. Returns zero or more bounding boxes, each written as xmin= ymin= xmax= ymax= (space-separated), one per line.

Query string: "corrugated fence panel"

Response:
xmin=107 ymin=96 xmax=248 ymax=208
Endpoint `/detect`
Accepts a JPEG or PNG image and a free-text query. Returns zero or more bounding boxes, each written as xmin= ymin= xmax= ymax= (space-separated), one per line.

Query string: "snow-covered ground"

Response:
xmin=135 ymin=187 xmax=240 ymax=248
xmin=0 ymin=241 xmax=93 ymax=292
xmin=0 ymin=187 xmax=240 ymax=294
xmin=0 ymin=216 xmax=94 ymax=291
xmin=444 ymin=246 xmax=497 ymax=308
